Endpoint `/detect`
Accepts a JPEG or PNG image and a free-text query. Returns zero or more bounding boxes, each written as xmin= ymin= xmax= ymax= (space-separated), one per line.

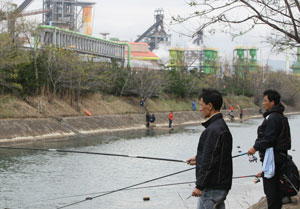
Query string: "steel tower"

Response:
xmin=135 ymin=9 xmax=171 ymax=51
xmin=42 ymin=0 xmax=95 ymax=32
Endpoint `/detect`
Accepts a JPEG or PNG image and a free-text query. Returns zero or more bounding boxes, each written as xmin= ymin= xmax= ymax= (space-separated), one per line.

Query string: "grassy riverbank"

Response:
xmin=0 ymin=94 xmax=259 ymax=119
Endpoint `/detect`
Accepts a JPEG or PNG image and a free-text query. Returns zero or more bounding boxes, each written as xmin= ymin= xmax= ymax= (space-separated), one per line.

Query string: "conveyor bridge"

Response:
xmin=35 ymin=25 xmax=130 ymax=65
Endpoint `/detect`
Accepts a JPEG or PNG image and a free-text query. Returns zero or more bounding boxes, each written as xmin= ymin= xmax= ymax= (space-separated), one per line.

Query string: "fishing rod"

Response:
xmin=0 ymin=146 xmax=186 ymax=163
xmin=232 ymin=174 xmax=257 ymax=179
xmin=57 ymin=167 xmax=196 ymax=209
xmin=0 ymin=146 xmax=249 ymax=163
xmin=57 ymin=153 xmax=249 ymax=208
xmin=43 ymin=175 xmax=258 ymax=203
xmin=33 ymin=181 xmax=197 ymax=203
xmin=233 ymin=152 xmax=248 ymax=158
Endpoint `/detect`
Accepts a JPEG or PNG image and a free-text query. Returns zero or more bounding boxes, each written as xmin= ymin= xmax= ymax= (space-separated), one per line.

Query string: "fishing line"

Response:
xmin=56 ymin=167 xmax=196 ymax=209
xmin=0 ymin=146 xmax=186 ymax=163
xmin=51 ymin=175 xmax=257 ymax=202
xmin=35 ymin=181 xmax=197 ymax=203
xmin=56 ymin=153 xmax=249 ymax=208
xmin=2 ymin=151 xmax=250 ymax=208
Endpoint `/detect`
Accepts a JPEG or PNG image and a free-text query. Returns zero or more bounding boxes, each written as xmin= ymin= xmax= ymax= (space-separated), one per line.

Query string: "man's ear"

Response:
xmin=208 ymin=103 xmax=213 ymax=111
xmin=270 ymin=100 xmax=275 ymax=106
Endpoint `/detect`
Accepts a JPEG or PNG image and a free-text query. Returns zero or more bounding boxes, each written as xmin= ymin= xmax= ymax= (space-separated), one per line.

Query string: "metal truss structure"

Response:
xmin=184 ymin=49 xmax=203 ymax=69
xmin=135 ymin=9 xmax=171 ymax=51
xmin=42 ymin=0 xmax=95 ymax=31
xmin=192 ymin=29 xmax=204 ymax=46
xmin=36 ymin=26 xmax=126 ymax=61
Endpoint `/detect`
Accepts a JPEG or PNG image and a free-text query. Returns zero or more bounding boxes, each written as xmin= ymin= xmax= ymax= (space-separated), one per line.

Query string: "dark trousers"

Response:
xmin=169 ymin=119 xmax=172 ymax=128
xmin=263 ymin=172 xmax=282 ymax=209
xmin=263 ymin=153 xmax=286 ymax=209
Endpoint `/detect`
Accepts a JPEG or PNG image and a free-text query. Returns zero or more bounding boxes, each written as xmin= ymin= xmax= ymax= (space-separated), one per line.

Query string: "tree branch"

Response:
xmin=284 ymin=0 xmax=299 ymax=40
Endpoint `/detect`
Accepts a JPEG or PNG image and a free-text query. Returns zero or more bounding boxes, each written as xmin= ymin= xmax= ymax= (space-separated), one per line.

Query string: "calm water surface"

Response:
xmin=1 ymin=114 xmax=300 ymax=209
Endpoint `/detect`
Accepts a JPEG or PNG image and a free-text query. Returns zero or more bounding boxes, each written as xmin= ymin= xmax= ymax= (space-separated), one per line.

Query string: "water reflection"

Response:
xmin=0 ymin=115 xmax=299 ymax=209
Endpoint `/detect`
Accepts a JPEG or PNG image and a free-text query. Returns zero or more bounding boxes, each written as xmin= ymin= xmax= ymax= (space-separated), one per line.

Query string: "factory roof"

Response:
xmin=125 ymin=42 xmax=159 ymax=60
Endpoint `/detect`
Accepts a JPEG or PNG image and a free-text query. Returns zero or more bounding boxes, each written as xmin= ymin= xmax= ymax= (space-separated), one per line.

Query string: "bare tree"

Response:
xmin=121 ymin=69 xmax=167 ymax=99
xmin=174 ymin=0 xmax=300 ymax=49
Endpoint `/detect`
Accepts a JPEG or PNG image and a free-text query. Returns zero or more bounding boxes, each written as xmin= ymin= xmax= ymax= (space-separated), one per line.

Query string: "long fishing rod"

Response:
xmin=57 ymin=152 xmax=249 ymax=208
xmin=0 ymin=146 xmax=249 ymax=163
xmin=57 ymin=167 xmax=196 ymax=209
xmin=43 ymin=175 xmax=258 ymax=203
xmin=0 ymin=146 xmax=186 ymax=163
xmin=32 ymin=181 xmax=197 ymax=204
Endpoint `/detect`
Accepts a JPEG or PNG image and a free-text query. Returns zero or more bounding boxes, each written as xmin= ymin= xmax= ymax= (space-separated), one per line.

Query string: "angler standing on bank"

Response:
xmin=168 ymin=111 xmax=173 ymax=129
xmin=248 ymin=89 xmax=291 ymax=209
xmin=187 ymin=89 xmax=233 ymax=209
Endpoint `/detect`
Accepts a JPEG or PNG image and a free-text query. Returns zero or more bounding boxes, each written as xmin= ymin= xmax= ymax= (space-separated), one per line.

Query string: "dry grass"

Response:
xmin=0 ymin=95 xmax=39 ymax=118
xmin=0 ymin=93 xmax=262 ymax=119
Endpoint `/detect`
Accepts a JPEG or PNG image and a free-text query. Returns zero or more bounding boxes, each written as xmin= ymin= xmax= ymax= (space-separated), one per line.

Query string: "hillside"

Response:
xmin=0 ymin=94 xmax=259 ymax=119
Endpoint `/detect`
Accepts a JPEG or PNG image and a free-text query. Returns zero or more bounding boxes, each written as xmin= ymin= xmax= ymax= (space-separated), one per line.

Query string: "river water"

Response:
xmin=1 ymin=114 xmax=300 ymax=209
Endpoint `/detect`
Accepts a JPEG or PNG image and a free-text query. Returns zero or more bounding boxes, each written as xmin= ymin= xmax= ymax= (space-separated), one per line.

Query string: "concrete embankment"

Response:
xmin=0 ymin=108 xmax=263 ymax=144
xmin=0 ymin=111 xmax=204 ymax=144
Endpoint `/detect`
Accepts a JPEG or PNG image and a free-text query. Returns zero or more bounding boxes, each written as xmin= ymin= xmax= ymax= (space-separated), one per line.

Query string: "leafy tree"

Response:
xmin=0 ymin=32 xmax=31 ymax=93
xmin=0 ymin=1 xmax=39 ymax=94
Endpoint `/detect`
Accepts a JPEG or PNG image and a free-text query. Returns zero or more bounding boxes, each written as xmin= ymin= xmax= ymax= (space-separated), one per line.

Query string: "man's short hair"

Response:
xmin=199 ymin=88 xmax=223 ymax=110
xmin=263 ymin=89 xmax=281 ymax=105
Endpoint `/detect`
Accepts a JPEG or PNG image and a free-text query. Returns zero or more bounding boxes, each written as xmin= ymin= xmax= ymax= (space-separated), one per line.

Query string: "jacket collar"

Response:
xmin=202 ymin=112 xmax=222 ymax=128
xmin=263 ymin=103 xmax=285 ymax=118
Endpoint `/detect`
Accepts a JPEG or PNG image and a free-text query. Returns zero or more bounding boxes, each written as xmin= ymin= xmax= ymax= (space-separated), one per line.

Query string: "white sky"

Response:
xmin=9 ymin=0 xmax=296 ymax=67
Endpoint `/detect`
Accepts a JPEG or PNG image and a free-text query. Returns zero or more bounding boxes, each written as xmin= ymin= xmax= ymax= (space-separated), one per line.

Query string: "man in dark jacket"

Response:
xmin=146 ymin=111 xmax=151 ymax=128
xmin=187 ymin=89 xmax=233 ymax=209
xmin=248 ymin=89 xmax=291 ymax=209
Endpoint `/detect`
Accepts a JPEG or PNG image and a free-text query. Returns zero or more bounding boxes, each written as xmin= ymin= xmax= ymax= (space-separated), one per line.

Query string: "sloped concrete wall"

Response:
xmin=0 ymin=118 xmax=75 ymax=143
xmin=0 ymin=109 xmax=260 ymax=144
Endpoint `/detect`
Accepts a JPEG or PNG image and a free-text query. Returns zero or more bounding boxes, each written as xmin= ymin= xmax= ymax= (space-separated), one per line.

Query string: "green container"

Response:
xmin=234 ymin=47 xmax=258 ymax=74
xmin=169 ymin=49 xmax=185 ymax=70
xmin=202 ymin=49 xmax=218 ymax=74
xmin=249 ymin=48 xmax=257 ymax=60
xmin=236 ymin=49 xmax=245 ymax=59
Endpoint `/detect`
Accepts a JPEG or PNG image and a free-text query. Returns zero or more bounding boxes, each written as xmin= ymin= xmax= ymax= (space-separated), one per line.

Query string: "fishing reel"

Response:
xmin=248 ymin=155 xmax=258 ymax=163
xmin=253 ymin=177 xmax=260 ymax=184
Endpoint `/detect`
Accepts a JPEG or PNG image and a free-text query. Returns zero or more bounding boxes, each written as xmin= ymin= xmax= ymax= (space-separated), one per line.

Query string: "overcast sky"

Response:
xmin=10 ymin=0 xmax=295 ymax=68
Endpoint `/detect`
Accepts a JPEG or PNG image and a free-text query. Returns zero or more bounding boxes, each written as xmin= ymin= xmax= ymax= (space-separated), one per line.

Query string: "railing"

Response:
xmin=34 ymin=25 xmax=130 ymax=66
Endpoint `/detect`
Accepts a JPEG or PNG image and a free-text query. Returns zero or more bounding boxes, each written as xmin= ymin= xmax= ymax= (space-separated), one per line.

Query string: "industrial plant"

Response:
xmin=3 ymin=0 xmax=299 ymax=76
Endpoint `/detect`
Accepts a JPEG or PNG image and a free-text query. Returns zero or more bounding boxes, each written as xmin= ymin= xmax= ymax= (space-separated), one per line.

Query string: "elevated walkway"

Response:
xmin=35 ymin=25 xmax=129 ymax=63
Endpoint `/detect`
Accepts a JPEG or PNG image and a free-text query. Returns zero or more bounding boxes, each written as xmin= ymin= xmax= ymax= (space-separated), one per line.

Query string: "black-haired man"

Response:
xmin=248 ymin=89 xmax=291 ymax=209
xmin=187 ymin=89 xmax=233 ymax=209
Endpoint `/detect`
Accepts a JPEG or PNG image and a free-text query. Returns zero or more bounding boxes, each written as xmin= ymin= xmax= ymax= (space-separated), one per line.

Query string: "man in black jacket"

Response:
xmin=248 ymin=89 xmax=291 ymax=209
xmin=187 ymin=89 xmax=233 ymax=209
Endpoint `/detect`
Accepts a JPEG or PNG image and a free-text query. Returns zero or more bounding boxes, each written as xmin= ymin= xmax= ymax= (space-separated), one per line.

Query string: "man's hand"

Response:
xmin=248 ymin=146 xmax=256 ymax=155
xmin=256 ymin=171 xmax=263 ymax=178
xmin=192 ymin=187 xmax=203 ymax=197
xmin=186 ymin=156 xmax=196 ymax=165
